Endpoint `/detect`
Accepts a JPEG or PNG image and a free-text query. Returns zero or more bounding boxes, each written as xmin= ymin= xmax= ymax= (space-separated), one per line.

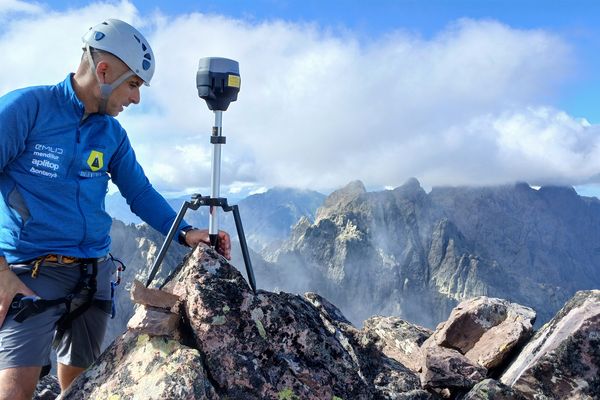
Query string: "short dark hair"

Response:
xmin=81 ymin=46 xmax=108 ymax=63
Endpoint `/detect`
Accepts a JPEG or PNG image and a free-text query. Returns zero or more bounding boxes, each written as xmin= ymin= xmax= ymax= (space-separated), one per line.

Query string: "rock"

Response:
xmin=501 ymin=290 xmax=600 ymax=399
xmin=65 ymin=245 xmax=428 ymax=399
xmin=435 ymin=297 xmax=535 ymax=369
xmin=461 ymin=379 xmax=526 ymax=400
xmin=305 ymin=293 xmax=426 ymax=399
xmin=61 ymin=332 xmax=216 ymax=399
xmin=315 ymin=180 xmax=366 ymax=222
xmin=127 ymin=304 xmax=180 ymax=337
xmin=165 ymin=246 xmax=423 ymax=399
xmin=105 ymin=220 xmax=189 ymax=349
xmin=420 ymin=338 xmax=487 ymax=391
xmin=130 ymin=279 xmax=180 ymax=309
xmin=393 ymin=389 xmax=438 ymax=399
xmin=362 ymin=316 xmax=432 ymax=373
xmin=33 ymin=375 xmax=60 ymax=400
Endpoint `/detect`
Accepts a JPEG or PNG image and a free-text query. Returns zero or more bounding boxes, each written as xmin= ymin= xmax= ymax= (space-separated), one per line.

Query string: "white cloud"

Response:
xmin=0 ymin=0 xmax=43 ymax=16
xmin=1 ymin=1 xmax=597 ymax=194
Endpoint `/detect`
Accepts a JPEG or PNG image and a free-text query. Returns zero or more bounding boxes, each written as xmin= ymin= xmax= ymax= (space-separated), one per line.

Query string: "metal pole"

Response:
xmin=231 ymin=204 xmax=257 ymax=293
xmin=209 ymin=110 xmax=223 ymax=247
xmin=146 ymin=201 xmax=191 ymax=287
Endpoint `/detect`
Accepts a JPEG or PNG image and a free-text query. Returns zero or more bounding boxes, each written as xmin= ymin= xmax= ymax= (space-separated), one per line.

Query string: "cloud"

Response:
xmin=1 ymin=1 xmax=597 ymax=193
xmin=0 ymin=0 xmax=43 ymax=16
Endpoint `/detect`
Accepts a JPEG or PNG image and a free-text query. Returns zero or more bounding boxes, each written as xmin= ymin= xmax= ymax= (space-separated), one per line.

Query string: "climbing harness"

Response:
xmin=7 ymin=254 xmax=127 ymax=339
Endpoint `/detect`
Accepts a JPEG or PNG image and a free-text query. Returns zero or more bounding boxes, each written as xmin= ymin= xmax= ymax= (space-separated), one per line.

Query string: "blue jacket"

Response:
xmin=0 ymin=74 xmax=188 ymax=263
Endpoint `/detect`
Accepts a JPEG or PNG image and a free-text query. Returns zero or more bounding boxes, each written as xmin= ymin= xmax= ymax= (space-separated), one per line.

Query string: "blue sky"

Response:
xmin=2 ymin=0 xmax=600 ymax=197
xmin=38 ymin=0 xmax=600 ymax=123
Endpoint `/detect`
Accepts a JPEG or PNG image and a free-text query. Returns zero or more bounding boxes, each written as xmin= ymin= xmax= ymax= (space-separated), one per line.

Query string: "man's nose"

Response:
xmin=130 ymin=87 xmax=140 ymax=104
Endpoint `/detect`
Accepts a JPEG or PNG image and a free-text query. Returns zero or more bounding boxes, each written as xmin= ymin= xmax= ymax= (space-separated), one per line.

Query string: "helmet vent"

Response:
xmin=134 ymin=35 xmax=141 ymax=43
xmin=144 ymin=53 xmax=152 ymax=60
xmin=142 ymin=43 xmax=147 ymax=51
xmin=102 ymin=21 xmax=109 ymax=25
xmin=94 ymin=32 xmax=105 ymax=41
xmin=142 ymin=60 xmax=151 ymax=71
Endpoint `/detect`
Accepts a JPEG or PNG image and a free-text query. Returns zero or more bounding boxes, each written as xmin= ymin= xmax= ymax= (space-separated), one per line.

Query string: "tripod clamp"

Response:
xmin=144 ymin=194 xmax=257 ymax=293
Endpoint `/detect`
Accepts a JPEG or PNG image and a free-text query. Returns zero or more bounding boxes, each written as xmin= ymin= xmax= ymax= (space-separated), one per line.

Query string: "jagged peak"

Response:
xmin=393 ymin=177 xmax=426 ymax=198
xmin=315 ymin=180 xmax=366 ymax=222
xmin=397 ymin=177 xmax=422 ymax=190
xmin=332 ymin=180 xmax=367 ymax=197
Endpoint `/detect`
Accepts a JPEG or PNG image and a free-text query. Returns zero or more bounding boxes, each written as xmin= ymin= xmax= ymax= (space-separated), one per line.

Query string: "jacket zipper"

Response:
xmin=66 ymin=122 xmax=87 ymax=250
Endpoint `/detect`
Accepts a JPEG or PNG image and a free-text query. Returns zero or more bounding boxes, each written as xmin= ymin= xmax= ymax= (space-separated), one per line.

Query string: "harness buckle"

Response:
xmin=12 ymin=295 xmax=43 ymax=323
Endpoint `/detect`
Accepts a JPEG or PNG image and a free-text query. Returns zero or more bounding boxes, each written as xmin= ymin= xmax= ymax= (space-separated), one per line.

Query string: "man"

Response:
xmin=0 ymin=19 xmax=230 ymax=400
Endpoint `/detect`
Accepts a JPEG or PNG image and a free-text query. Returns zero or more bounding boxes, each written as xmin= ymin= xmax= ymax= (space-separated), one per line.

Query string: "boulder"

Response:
xmin=500 ymin=290 xmax=600 ymax=399
xmin=168 ymin=247 xmax=424 ymax=399
xmin=64 ymin=246 xmax=424 ymax=399
xmin=61 ymin=332 xmax=216 ymax=399
xmin=420 ymin=338 xmax=487 ymax=391
xmin=434 ymin=297 xmax=535 ymax=369
xmin=461 ymin=379 xmax=526 ymax=400
xmin=362 ymin=316 xmax=432 ymax=373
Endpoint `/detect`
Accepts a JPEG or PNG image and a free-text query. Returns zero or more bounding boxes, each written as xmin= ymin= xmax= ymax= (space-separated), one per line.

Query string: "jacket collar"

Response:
xmin=58 ymin=73 xmax=86 ymax=118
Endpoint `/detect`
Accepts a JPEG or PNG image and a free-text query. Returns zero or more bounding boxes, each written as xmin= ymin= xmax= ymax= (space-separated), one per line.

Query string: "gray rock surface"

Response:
xmin=461 ymin=379 xmax=526 ymax=400
xmin=501 ymin=290 xmax=600 ymax=399
xmin=33 ymin=375 xmax=60 ymax=400
xmin=362 ymin=316 xmax=432 ymax=373
xmin=61 ymin=332 xmax=215 ymax=400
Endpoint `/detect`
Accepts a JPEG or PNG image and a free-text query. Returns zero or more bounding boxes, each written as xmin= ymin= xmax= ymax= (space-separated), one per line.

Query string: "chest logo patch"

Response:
xmin=87 ymin=150 xmax=104 ymax=172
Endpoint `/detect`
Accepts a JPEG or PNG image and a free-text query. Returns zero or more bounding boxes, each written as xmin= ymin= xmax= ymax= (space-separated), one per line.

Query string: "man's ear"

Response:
xmin=95 ymin=61 xmax=110 ymax=82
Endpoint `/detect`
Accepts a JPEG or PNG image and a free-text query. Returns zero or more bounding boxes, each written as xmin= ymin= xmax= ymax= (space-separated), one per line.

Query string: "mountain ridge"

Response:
xmin=268 ymin=178 xmax=600 ymax=328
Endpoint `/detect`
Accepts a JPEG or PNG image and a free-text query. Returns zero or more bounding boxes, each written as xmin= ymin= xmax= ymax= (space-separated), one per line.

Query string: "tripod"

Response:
xmin=145 ymin=58 xmax=257 ymax=293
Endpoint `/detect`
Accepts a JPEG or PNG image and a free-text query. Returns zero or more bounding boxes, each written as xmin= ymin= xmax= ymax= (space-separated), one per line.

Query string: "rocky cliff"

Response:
xmin=270 ymin=179 xmax=600 ymax=328
xmin=53 ymin=246 xmax=600 ymax=400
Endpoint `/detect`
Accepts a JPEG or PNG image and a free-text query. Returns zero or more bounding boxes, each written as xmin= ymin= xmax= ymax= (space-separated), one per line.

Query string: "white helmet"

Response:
xmin=82 ymin=18 xmax=155 ymax=85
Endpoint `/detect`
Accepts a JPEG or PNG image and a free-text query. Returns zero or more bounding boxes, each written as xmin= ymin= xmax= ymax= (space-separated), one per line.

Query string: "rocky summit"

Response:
xmin=53 ymin=246 xmax=600 ymax=400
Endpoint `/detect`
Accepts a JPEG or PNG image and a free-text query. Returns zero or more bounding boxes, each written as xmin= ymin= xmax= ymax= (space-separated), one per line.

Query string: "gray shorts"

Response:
xmin=0 ymin=258 xmax=116 ymax=370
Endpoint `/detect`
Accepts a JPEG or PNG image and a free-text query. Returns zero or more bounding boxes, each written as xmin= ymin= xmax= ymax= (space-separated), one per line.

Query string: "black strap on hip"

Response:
xmin=8 ymin=258 xmax=100 ymax=331
xmin=52 ymin=258 xmax=98 ymax=345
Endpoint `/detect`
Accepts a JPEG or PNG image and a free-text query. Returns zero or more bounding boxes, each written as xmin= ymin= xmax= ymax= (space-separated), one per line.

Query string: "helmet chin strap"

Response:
xmin=86 ymin=44 xmax=135 ymax=114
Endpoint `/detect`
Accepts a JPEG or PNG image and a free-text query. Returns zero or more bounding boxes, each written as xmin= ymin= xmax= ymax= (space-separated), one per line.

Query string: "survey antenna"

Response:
xmin=145 ymin=57 xmax=257 ymax=293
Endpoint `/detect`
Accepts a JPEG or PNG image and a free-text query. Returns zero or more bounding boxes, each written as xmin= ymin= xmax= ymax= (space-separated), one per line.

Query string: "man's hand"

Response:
xmin=184 ymin=229 xmax=231 ymax=260
xmin=0 ymin=257 xmax=37 ymax=328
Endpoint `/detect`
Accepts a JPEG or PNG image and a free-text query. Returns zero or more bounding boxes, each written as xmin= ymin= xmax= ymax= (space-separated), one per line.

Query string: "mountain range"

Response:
xmin=106 ymin=179 xmax=600 ymax=337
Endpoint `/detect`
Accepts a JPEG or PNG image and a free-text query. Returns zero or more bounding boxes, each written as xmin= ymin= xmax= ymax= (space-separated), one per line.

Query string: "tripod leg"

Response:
xmin=146 ymin=201 xmax=190 ymax=287
xmin=231 ymin=205 xmax=257 ymax=293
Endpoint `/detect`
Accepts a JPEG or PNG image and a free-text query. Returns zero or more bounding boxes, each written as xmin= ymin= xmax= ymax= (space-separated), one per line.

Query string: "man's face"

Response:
xmin=105 ymin=74 xmax=143 ymax=117
xmin=98 ymin=57 xmax=144 ymax=116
